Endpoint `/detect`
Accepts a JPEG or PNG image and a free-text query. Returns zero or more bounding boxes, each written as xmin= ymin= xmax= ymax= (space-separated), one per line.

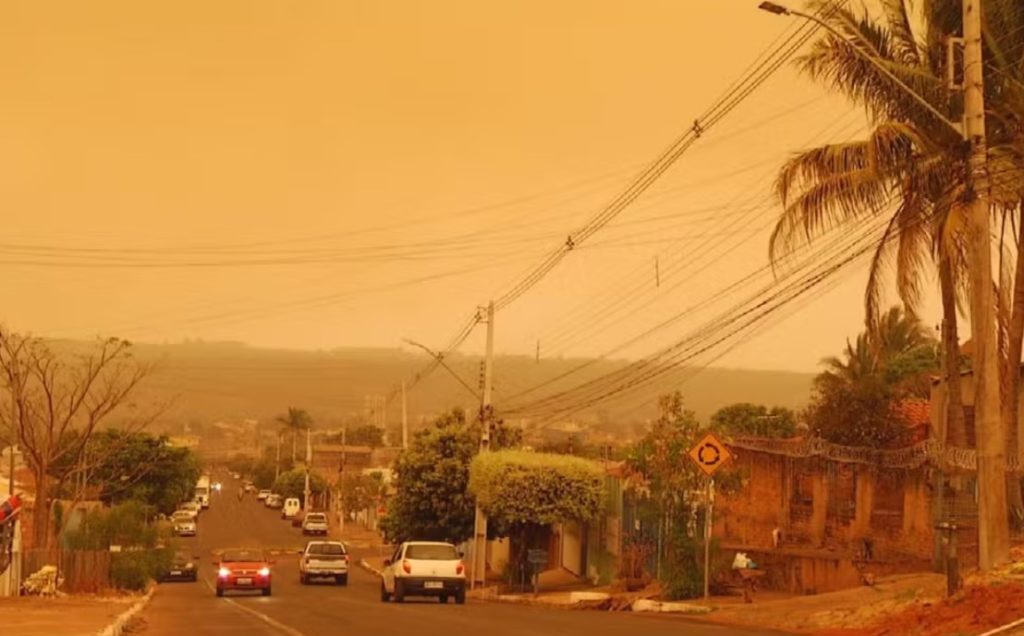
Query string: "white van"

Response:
xmin=281 ymin=497 xmax=301 ymax=519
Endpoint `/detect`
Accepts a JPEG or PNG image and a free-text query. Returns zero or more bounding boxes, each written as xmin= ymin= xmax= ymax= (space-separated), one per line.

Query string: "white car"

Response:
xmin=256 ymin=489 xmax=271 ymax=501
xmin=301 ymin=512 xmax=329 ymax=536
xmin=178 ymin=501 xmax=200 ymax=520
xmin=171 ymin=511 xmax=197 ymax=536
xmin=298 ymin=541 xmax=349 ymax=585
xmin=380 ymin=541 xmax=466 ymax=604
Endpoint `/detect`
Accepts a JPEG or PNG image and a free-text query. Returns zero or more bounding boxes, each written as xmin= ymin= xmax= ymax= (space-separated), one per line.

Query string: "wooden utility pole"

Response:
xmin=963 ymin=0 xmax=1009 ymax=569
xmin=471 ymin=302 xmax=494 ymax=589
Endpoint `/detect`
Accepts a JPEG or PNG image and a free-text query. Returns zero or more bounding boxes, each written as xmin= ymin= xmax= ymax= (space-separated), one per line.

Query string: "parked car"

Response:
xmin=298 ymin=540 xmax=349 ymax=585
xmin=265 ymin=494 xmax=283 ymax=509
xmin=281 ymin=497 xmax=301 ymax=519
xmin=244 ymin=482 xmax=256 ymax=494
xmin=171 ymin=511 xmax=197 ymax=536
xmin=178 ymin=501 xmax=200 ymax=520
xmin=215 ymin=548 xmax=273 ymax=597
xmin=256 ymin=489 xmax=271 ymax=501
xmin=380 ymin=541 xmax=466 ymax=604
xmin=301 ymin=512 xmax=329 ymax=535
xmin=161 ymin=550 xmax=199 ymax=582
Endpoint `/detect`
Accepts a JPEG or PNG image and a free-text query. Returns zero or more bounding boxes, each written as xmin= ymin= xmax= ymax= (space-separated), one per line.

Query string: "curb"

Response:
xmin=96 ymin=587 xmax=155 ymax=636
xmin=358 ymin=559 xmax=383 ymax=578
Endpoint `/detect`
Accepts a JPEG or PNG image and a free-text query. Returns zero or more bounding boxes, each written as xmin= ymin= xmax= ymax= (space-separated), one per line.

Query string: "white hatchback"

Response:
xmin=380 ymin=541 xmax=466 ymax=604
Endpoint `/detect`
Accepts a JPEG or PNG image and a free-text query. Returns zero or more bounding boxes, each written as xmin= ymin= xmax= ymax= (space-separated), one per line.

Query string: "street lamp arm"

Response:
xmin=759 ymin=3 xmax=963 ymax=138
xmin=403 ymin=339 xmax=481 ymax=400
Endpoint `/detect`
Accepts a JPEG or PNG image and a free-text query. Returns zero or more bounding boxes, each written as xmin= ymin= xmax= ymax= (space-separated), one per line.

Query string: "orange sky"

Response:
xmin=0 ymin=0 xmax=939 ymax=374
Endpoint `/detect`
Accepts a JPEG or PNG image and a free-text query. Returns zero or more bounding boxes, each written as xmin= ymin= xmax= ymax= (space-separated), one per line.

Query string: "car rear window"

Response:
xmin=307 ymin=543 xmax=346 ymax=556
xmin=172 ymin=513 xmax=191 ymax=521
xmin=223 ymin=550 xmax=265 ymax=562
xmin=405 ymin=544 xmax=458 ymax=560
xmin=306 ymin=514 xmax=326 ymax=522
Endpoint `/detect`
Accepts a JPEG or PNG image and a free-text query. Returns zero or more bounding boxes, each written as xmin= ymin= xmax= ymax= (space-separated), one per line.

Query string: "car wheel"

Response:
xmin=380 ymin=582 xmax=390 ymax=602
xmin=394 ymin=580 xmax=406 ymax=603
xmin=262 ymin=587 xmax=272 ymax=597
xmin=299 ymin=573 xmax=307 ymax=585
xmin=455 ymin=588 xmax=466 ymax=605
xmin=216 ymin=588 xmax=224 ymax=597
xmin=336 ymin=574 xmax=347 ymax=586
xmin=439 ymin=594 xmax=449 ymax=604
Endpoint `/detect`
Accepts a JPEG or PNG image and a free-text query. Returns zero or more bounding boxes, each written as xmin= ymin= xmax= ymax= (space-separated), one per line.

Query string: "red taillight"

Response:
xmin=344 ymin=555 xmax=350 ymax=563
xmin=402 ymin=560 xmax=411 ymax=574
xmin=456 ymin=561 xmax=464 ymax=576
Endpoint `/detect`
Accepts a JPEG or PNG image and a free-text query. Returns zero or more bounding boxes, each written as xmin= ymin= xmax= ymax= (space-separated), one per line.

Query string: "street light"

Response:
xmin=757 ymin=1 xmax=964 ymax=138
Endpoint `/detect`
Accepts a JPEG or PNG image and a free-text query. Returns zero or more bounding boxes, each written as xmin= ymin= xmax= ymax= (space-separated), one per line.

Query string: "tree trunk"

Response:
xmin=940 ymin=255 xmax=967 ymax=447
xmin=1002 ymin=213 xmax=1024 ymax=520
xmin=31 ymin=468 xmax=51 ymax=549
xmin=292 ymin=432 xmax=297 ymax=463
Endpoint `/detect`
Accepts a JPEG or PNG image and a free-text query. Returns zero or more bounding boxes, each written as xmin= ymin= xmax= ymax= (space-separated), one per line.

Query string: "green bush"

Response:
xmin=111 ymin=548 xmax=172 ymax=590
xmin=469 ymin=450 xmax=605 ymax=526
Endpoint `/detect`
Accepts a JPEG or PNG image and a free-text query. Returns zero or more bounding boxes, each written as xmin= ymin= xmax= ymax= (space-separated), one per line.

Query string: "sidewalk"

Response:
xmin=1 ymin=593 xmax=147 ymax=636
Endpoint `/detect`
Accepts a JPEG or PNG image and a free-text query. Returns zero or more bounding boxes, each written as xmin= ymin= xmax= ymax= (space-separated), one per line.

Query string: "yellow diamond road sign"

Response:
xmin=688 ymin=432 xmax=732 ymax=477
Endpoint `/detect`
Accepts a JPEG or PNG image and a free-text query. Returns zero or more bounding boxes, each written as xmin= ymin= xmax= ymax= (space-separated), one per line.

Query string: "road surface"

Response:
xmin=137 ymin=475 xmax=784 ymax=636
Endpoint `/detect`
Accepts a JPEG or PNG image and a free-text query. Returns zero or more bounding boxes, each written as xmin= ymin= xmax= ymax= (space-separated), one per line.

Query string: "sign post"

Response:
xmin=688 ymin=432 xmax=731 ymax=601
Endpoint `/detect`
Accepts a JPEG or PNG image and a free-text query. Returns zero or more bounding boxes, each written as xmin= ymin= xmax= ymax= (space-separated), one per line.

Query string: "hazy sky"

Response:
xmin=0 ymin=1 xmax=940 ymax=376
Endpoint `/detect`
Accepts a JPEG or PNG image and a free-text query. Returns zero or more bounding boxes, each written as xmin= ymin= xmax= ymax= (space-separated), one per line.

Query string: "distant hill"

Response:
xmin=109 ymin=341 xmax=813 ymax=436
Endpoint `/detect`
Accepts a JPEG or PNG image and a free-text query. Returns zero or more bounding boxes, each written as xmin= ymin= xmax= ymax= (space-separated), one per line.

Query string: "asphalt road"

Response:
xmin=137 ymin=473 xmax=783 ymax=636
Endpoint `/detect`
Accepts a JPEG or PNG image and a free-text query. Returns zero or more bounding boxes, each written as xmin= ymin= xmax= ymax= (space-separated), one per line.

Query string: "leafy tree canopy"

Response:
xmin=469 ymin=450 xmax=605 ymax=527
xmin=272 ymin=468 xmax=327 ymax=506
xmin=709 ymin=403 xmax=797 ymax=439
xmin=380 ymin=408 xmax=519 ymax=544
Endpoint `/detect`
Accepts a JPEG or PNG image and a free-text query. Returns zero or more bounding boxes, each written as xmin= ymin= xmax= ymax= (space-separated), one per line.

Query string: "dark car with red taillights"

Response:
xmin=216 ymin=548 xmax=273 ymax=596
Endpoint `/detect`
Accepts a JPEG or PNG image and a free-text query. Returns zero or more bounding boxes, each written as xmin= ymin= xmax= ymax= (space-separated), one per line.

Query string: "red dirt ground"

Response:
xmin=812 ymin=582 xmax=1024 ymax=636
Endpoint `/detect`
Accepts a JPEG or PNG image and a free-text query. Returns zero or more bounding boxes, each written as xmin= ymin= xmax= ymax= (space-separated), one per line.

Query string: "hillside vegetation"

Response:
xmin=89 ymin=341 xmax=813 ymax=434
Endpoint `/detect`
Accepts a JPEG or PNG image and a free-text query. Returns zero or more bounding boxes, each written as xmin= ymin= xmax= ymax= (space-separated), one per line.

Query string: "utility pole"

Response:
xmin=471 ymin=301 xmax=494 ymax=590
xmin=401 ymin=381 xmax=409 ymax=450
xmin=275 ymin=433 xmax=282 ymax=481
xmin=963 ymin=0 xmax=1009 ymax=570
xmin=340 ymin=423 xmax=347 ymax=533
xmin=303 ymin=428 xmax=312 ymax=511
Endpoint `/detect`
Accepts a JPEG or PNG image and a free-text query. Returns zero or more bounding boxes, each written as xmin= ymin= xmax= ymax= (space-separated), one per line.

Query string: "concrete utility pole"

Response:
xmin=401 ymin=381 xmax=409 ymax=450
xmin=471 ymin=301 xmax=495 ymax=589
xmin=340 ymin=423 xmax=347 ymax=533
xmin=963 ymin=0 xmax=1009 ymax=570
xmin=303 ymin=428 xmax=312 ymax=510
xmin=275 ymin=434 xmax=282 ymax=481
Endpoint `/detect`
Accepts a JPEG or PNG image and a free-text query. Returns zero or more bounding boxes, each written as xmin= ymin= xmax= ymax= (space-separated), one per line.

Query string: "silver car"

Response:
xmin=172 ymin=511 xmax=197 ymax=536
xmin=301 ymin=512 xmax=329 ymax=535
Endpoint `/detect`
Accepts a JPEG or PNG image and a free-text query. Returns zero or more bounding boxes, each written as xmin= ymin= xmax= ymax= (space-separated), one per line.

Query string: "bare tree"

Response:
xmin=0 ymin=331 xmax=150 ymax=548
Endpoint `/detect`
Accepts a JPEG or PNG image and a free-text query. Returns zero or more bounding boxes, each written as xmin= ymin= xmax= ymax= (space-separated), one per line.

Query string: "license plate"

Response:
xmin=424 ymin=581 xmax=443 ymax=589
xmin=236 ymin=578 xmax=252 ymax=585
xmin=170 ymin=570 xmax=182 ymax=575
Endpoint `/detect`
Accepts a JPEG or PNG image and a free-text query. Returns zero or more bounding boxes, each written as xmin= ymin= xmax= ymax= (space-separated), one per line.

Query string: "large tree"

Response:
xmin=276 ymin=407 xmax=313 ymax=463
xmin=807 ymin=306 xmax=938 ymax=447
xmin=0 ymin=333 xmax=150 ymax=548
xmin=771 ymin=0 xmax=1024 ymax=566
xmin=710 ymin=403 xmax=797 ymax=439
xmin=380 ymin=408 xmax=519 ymax=544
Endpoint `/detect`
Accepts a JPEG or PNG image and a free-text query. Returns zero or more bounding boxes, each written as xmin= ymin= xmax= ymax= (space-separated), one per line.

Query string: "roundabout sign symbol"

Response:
xmin=688 ymin=432 xmax=731 ymax=477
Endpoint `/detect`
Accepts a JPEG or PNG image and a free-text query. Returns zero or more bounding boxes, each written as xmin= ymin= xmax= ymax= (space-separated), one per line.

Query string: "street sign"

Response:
xmin=527 ymin=549 xmax=548 ymax=565
xmin=688 ymin=432 xmax=732 ymax=477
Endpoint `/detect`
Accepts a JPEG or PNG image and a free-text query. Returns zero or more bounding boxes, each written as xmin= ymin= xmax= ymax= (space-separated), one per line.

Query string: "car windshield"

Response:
xmin=222 ymin=549 xmax=265 ymax=563
xmin=307 ymin=543 xmax=345 ymax=556
xmin=306 ymin=514 xmax=326 ymax=522
xmin=405 ymin=544 xmax=458 ymax=560
xmin=173 ymin=551 xmax=191 ymax=562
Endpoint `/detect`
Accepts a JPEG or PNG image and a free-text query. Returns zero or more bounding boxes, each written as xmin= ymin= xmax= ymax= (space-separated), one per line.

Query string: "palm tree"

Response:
xmin=276 ymin=407 xmax=313 ymax=463
xmin=770 ymin=0 xmax=1024 ymax=451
